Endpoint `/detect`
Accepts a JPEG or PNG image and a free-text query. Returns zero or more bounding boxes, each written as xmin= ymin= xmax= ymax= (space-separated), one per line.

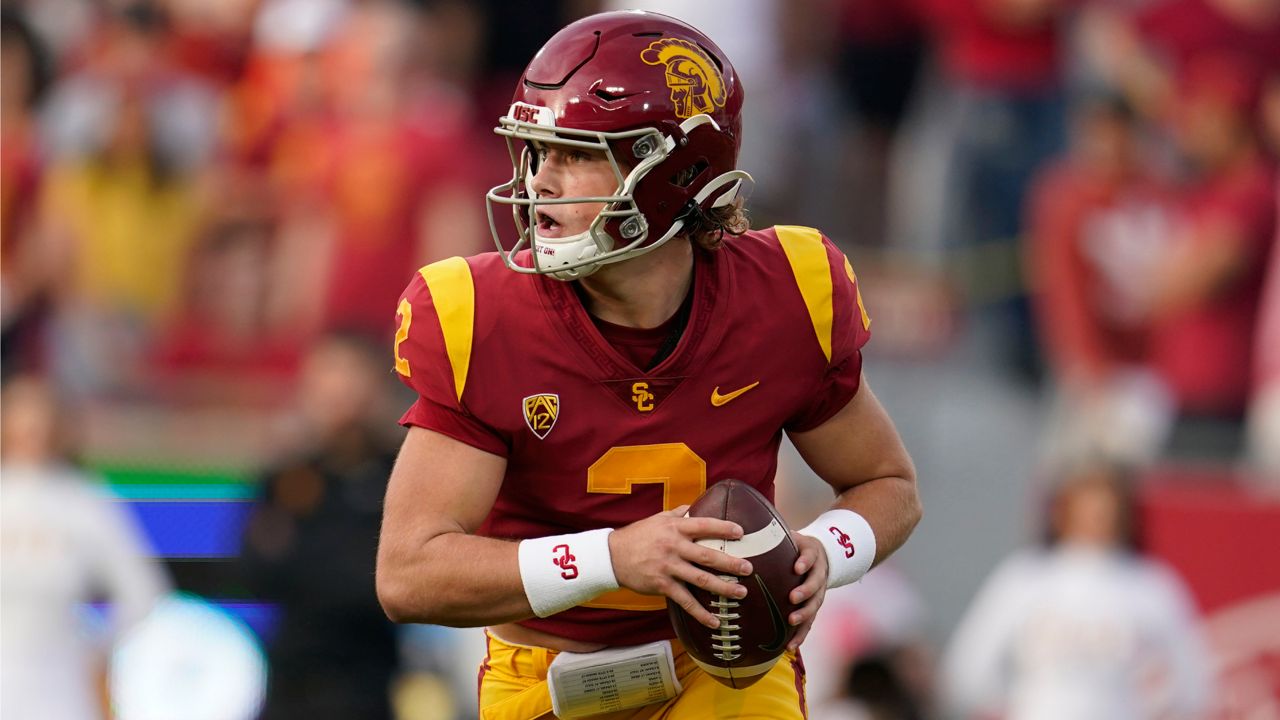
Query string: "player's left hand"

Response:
xmin=786 ymin=533 xmax=829 ymax=651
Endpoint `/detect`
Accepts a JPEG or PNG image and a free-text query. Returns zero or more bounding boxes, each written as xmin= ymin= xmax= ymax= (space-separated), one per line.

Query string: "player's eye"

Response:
xmin=525 ymin=142 xmax=545 ymax=171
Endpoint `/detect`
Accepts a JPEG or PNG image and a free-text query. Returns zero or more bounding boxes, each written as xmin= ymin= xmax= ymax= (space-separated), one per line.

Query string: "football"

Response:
xmin=668 ymin=479 xmax=803 ymax=689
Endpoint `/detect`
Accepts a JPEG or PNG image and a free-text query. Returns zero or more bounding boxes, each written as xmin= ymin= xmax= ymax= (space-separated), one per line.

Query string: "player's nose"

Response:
xmin=530 ymin=160 xmax=561 ymax=199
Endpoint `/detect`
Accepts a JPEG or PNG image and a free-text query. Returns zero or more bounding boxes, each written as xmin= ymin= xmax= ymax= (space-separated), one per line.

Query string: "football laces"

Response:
xmin=709 ymin=575 xmax=743 ymax=661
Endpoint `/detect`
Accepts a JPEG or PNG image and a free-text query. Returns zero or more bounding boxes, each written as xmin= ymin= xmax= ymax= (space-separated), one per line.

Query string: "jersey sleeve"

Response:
xmin=774 ymin=226 xmax=874 ymax=431
xmin=393 ymin=257 xmax=509 ymax=456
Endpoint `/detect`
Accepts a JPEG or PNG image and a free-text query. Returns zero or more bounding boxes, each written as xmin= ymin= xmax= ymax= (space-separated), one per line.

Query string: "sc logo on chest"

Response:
xmin=631 ymin=382 xmax=655 ymax=412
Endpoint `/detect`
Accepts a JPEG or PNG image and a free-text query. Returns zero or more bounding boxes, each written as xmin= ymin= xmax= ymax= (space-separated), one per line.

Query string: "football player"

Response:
xmin=376 ymin=11 xmax=921 ymax=719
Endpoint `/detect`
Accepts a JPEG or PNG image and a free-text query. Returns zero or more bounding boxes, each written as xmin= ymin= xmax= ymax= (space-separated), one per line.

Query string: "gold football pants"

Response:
xmin=477 ymin=630 xmax=807 ymax=720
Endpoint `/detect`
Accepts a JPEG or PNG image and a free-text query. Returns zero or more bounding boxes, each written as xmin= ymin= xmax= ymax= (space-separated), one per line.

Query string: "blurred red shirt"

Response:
xmin=1137 ymin=0 xmax=1280 ymax=98
xmin=1029 ymin=159 xmax=1176 ymax=379
xmin=318 ymin=115 xmax=478 ymax=335
xmin=914 ymin=0 xmax=1069 ymax=90
xmin=1257 ymin=188 xmax=1280 ymax=388
xmin=1151 ymin=158 xmax=1277 ymax=415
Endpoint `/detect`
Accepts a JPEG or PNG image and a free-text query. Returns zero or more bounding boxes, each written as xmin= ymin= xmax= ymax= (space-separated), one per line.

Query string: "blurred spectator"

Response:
xmin=1 ymin=373 xmax=169 ymax=720
xmin=1146 ymin=53 xmax=1276 ymax=444
xmin=807 ymin=565 xmax=935 ymax=720
xmin=147 ymin=210 xmax=303 ymax=404
xmin=163 ymin=0 xmax=258 ymax=86
xmin=1083 ymin=0 xmax=1280 ymax=127
xmin=1249 ymin=73 xmax=1280 ymax=478
xmin=942 ymin=464 xmax=1212 ymax=720
xmin=1032 ymin=53 xmax=1277 ymax=464
xmin=236 ymin=333 xmax=402 ymax=720
xmin=814 ymin=652 xmax=929 ymax=720
xmin=40 ymin=1 xmax=220 ymax=170
xmin=1 ymin=9 xmax=54 ymax=379
xmin=225 ymin=0 xmax=345 ymax=167
xmin=37 ymin=3 xmax=215 ymax=397
xmin=831 ymin=0 xmax=925 ymax=246
xmin=1028 ymin=95 xmax=1178 ymax=467
xmin=910 ymin=0 xmax=1073 ymax=378
xmin=249 ymin=0 xmax=488 ymax=339
xmin=1247 ymin=181 xmax=1280 ymax=478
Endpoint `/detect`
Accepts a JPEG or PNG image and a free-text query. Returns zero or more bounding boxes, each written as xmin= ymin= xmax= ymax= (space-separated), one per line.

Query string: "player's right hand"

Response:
xmin=608 ymin=505 xmax=753 ymax=629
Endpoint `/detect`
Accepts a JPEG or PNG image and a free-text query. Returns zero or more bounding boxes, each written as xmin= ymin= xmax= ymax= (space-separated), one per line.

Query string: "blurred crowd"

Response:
xmin=1 ymin=0 xmax=1277 ymax=718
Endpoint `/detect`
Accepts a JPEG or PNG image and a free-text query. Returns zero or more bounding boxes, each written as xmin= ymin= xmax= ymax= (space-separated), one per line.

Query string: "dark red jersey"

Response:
xmin=392 ymin=226 xmax=871 ymax=645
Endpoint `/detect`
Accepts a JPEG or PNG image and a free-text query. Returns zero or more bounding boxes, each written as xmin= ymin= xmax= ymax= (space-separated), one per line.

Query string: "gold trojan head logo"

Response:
xmin=640 ymin=39 xmax=726 ymax=119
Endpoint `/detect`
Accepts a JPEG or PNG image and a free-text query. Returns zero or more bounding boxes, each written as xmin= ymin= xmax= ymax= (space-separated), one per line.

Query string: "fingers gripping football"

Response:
xmin=608 ymin=506 xmax=751 ymax=629
xmin=786 ymin=533 xmax=830 ymax=650
xmin=668 ymin=480 xmax=807 ymax=689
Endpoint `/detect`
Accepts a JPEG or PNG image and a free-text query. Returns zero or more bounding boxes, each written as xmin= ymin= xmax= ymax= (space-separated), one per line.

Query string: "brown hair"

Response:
xmin=683 ymin=197 xmax=750 ymax=251
xmin=1042 ymin=462 xmax=1143 ymax=552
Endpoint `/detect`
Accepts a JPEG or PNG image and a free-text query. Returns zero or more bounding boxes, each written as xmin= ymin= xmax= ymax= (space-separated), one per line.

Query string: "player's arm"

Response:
xmin=783 ymin=375 xmax=921 ymax=647
xmin=376 ymin=426 xmax=750 ymax=628
xmin=790 ymin=376 xmax=920 ymax=565
xmin=376 ymin=426 xmax=523 ymax=625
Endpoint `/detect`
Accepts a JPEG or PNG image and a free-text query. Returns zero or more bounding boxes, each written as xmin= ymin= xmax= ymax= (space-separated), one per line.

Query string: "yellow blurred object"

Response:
xmin=43 ymin=158 xmax=199 ymax=321
xmin=392 ymin=672 xmax=457 ymax=720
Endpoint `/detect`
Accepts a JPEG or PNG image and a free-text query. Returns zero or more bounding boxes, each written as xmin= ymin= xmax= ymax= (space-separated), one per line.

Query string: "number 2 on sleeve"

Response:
xmin=394 ymin=298 xmax=412 ymax=377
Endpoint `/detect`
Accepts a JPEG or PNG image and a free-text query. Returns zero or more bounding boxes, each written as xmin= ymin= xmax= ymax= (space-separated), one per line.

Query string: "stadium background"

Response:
xmin=1 ymin=0 xmax=1277 ymax=718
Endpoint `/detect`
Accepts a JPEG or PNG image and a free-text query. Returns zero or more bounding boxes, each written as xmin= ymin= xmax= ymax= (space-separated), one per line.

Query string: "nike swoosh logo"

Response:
xmin=755 ymin=573 xmax=788 ymax=654
xmin=710 ymin=381 xmax=760 ymax=407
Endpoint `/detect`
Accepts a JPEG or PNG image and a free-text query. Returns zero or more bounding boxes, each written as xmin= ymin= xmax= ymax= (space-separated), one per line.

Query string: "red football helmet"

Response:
xmin=486 ymin=10 xmax=750 ymax=279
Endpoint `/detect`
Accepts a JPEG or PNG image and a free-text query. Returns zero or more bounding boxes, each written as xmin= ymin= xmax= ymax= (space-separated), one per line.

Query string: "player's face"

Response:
xmin=528 ymin=143 xmax=619 ymax=238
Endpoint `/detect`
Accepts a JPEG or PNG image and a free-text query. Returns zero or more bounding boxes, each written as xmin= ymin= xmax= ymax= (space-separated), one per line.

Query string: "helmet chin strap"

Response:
xmin=533 ymin=226 xmax=615 ymax=280
xmin=533 ymin=169 xmax=754 ymax=282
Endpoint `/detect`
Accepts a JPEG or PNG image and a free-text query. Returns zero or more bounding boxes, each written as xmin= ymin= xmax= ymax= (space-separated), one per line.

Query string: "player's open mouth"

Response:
xmin=536 ymin=211 xmax=562 ymax=235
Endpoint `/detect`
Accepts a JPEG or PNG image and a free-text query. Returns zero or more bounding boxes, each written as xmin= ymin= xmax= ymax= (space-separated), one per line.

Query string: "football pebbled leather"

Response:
xmin=668 ymin=479 xmax=802 ymax=689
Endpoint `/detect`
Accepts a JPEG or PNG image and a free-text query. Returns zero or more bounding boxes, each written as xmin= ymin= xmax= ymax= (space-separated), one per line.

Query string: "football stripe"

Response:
xmin=419 ymin=257 xmax=475 ymax=403
xmin=695 ymin=518 xmax=787 ymax=558
xmin=843 ymin=255 xmax=872 ymax=332
xmin=776 ymin=225 xmax=834 ymax=363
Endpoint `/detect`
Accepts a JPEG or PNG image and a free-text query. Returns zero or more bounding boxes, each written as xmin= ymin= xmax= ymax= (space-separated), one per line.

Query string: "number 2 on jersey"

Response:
xmin=394 ymin=299 xmax=412 ymax=377
xmin=583 ymin=443 xmax=706 ymax=611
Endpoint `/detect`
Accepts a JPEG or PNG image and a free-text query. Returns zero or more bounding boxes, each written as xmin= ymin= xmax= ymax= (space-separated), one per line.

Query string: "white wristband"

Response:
xmin=797 ymin=509 xmax=877 ymax=589
xmin=518 ymin=528 xmax=619 ymax=617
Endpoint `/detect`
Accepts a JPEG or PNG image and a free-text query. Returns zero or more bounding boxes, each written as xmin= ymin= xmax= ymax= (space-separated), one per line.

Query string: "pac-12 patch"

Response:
xmin=523 ymin=394 xmax=560 ymax=439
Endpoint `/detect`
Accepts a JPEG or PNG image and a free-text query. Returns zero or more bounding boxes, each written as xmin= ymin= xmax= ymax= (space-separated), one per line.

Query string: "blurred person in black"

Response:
xmin=832 ymin=0 xmax=924 ymax=248
xmin=814 ymin=652 xmax=927 ymax=720
xmin=1 ymin=373 xmax=169 ymax=719
xmin=237 ymin=332 xmax=402 ymax=720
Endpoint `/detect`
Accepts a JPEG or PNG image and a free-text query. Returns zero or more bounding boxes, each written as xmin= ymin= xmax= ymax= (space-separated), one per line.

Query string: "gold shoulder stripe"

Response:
xmin=776 ymin=225 xmax=834 ymax=363
xmin=843 ymin=256 xmax=872 ymax=332
xmin=418 ymin=256 xmax=475 ymax=403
